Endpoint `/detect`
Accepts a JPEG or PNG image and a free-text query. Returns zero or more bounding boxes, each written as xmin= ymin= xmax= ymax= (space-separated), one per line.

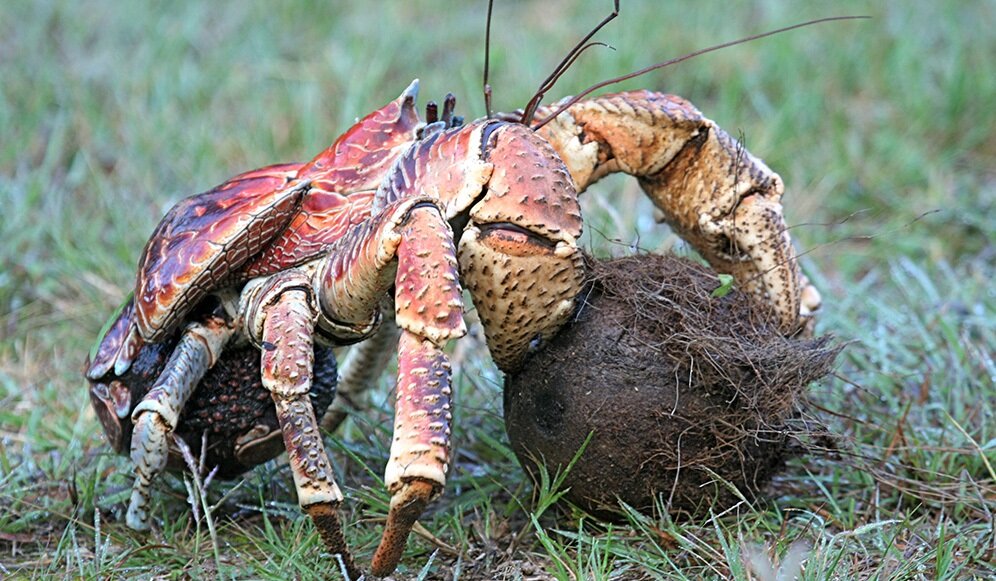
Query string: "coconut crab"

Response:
xmin=84 ymin=13 xmax=831 ymax=579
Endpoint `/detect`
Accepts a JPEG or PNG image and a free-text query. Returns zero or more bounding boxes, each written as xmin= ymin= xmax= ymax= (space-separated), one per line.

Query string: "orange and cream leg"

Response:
xmin=314 ymin=196 xmax=464 ymax=576
xmin=238 ymin=270 xmax=358 ymax=576
xmin=535 ymin=91 xmax=821 ymax=334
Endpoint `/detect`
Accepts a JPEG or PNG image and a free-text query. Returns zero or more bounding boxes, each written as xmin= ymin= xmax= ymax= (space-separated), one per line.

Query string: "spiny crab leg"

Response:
xmin=127 ymin=315 xmax=233 ymax=529
xmin=240 ymin=272 xmax=358 ymax=576
xmin=533 ymin=91 xmax=821 ymax=333
xmin=316 ymin=197 xmax=464 ymax=576
xmin=371 ymin=330 xmax=452 ymax=575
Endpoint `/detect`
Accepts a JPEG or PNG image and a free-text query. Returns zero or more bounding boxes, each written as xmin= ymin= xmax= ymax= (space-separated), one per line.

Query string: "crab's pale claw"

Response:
xmin=126 ymin=315 xmax=233 ymax=529
xmin=798 ymin=272 xmax=823 ymax=334
xmin=85 ymin=296 xmax=145 ymax=380
xmin=535 ymin=91 xmax=812 ymax=333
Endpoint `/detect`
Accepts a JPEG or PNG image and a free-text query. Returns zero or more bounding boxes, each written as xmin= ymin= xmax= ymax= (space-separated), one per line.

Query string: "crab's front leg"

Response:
xmin=310 ymin=196 xmax=465 ymax=576
xmin=534 ymin=91 xmax=821 ymax=333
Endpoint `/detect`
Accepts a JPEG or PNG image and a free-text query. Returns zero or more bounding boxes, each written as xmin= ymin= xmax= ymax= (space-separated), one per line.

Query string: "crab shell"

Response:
xmin=133 ymin=85 xmax=424 ymax=345
xmin=86 ymin=84 xmax=427 ymax=383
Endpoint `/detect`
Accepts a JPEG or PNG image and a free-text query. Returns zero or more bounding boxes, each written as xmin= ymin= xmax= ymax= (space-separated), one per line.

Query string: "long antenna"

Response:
xmin=532 ymin=15 xmax=870 ymax=131
xmin=483 ymin=0 xmax=495 ymax=118
xmin=520 ymin=0 xmax=620 ymax=126
xmin=537 ymin=41 xmax=613 ymax=97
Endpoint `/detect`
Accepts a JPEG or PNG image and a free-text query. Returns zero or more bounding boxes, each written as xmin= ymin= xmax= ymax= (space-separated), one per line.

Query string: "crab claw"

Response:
xmin=534 ymin=90 xmax=813 ymax=333
xmin=86 ymin=295 xmax=144 ymax=379
xmin=690 ymin=174 xmax=802 ymax=331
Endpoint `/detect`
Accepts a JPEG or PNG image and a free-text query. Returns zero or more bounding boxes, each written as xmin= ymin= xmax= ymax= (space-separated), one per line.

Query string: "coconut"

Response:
xmin=504 ymin=254 xmax=839 ymax=518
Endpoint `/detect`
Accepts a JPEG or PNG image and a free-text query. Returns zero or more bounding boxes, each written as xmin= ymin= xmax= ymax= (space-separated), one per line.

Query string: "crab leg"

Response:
xmin=371 ymin=328 xmax=452 ymax=575
xmin=238 ymin=270 xmax=357 ymax=576
xmin=316 ymin=197 xmax=464 ymax=576
xmin=260 ymin=290 xmax=357 ymax=576
xmin=534 ymin=91 xmax=820 ymax=333
xmin=127 ymin=315 xmax=233 ymax=529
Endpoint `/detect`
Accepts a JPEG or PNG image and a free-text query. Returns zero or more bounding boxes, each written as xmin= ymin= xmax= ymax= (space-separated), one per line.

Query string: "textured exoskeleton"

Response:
xmin=87 ymin=80 xmax=820 ymax=577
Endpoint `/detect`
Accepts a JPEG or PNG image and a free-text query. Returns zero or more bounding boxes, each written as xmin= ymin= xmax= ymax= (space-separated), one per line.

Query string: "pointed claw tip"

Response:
xmin=304 ymin=502 xmax=361 ymax=578
xmin=85 ymin=359 xmax=109 ymax=381
xmin=370 ymin=479 xmax=436 ymax=576
xmin=112 ymin=357 xmax=132 ymax=377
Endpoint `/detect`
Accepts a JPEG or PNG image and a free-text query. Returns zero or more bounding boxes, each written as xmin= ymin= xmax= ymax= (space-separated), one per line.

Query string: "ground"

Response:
xmin=1 ymin=1 xmax=994 ymax=579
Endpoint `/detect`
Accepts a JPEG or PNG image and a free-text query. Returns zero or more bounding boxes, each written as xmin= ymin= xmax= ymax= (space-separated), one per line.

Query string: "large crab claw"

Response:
xmin=533 ymin=90 xmax=821 ymax=333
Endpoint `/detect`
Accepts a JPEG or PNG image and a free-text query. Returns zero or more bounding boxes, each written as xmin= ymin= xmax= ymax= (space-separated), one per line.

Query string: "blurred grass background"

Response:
xmin=1 ymin=0 xmax=993 ymax=578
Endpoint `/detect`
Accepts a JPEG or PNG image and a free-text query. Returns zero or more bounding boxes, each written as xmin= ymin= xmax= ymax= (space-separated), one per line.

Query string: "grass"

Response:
xmin=1 ymin=0 xmax=994 ymax=578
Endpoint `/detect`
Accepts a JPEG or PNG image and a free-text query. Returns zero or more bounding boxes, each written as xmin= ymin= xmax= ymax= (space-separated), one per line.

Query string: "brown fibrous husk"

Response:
xmin=504 ymin=253 xmax=841 ymax=518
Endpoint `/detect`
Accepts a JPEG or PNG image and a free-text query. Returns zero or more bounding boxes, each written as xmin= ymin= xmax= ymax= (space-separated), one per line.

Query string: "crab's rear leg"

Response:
xmin=535 ymin=91 xmax=821 ymax=333
xmin=126 ymin=314 xmax=233 ymax=529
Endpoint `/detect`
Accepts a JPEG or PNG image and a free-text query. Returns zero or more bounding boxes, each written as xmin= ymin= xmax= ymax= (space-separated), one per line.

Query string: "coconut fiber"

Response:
xmin=504 ymin=253 xmax=840 ymax=518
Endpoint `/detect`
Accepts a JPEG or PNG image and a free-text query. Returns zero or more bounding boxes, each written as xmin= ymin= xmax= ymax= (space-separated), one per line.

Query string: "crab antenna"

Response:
xmin=537 ymin=41 xmax=613 ymax=96
xmin=521 ymin=0 xmax=620 ymax=126
xmin=483 ymin=0 xmax=495 ymax=118
xmin=513 ymin=41 xmax=613 ymax=122
xmin=532 ymin=15 xmax=870 ymax=131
